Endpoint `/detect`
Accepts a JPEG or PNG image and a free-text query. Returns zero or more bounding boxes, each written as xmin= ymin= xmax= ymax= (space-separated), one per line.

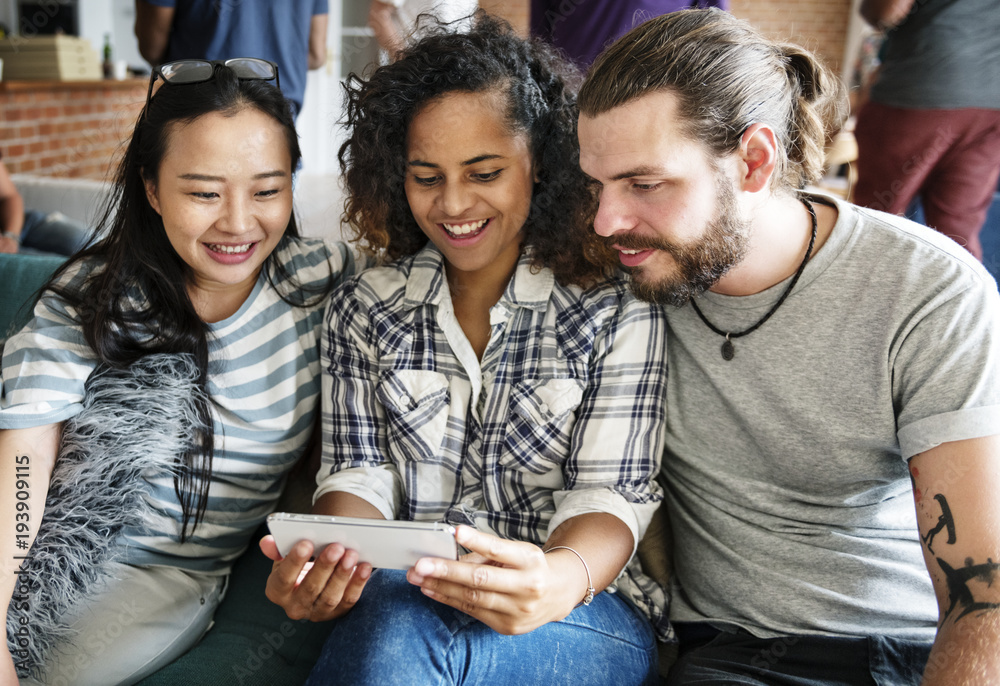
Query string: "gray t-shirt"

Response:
xmin=664 ymin=195 xmax=1000 ymax=641
xmin=870 ymin=0 xmax=1000 ymax=110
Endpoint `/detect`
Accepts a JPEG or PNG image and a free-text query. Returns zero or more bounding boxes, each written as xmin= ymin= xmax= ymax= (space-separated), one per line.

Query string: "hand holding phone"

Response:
xmin=266 ymin=512 xmax=458 ymax=570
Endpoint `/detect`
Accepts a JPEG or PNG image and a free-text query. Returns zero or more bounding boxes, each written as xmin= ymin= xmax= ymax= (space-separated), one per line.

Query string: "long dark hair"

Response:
xmin=42 ymin=68 xmax=320 ymax=539
xmin=339 ymin=11 xmax=615 ymax=286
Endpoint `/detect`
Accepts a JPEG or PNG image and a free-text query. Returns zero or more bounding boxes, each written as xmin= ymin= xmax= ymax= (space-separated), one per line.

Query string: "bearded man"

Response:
xmin=578 ymin=9 xmax=1000 ymax=685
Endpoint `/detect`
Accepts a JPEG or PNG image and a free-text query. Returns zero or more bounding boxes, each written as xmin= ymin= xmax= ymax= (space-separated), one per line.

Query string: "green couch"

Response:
xmin=0 ymin=253 xmax=335 ymax=685
xmin=0 ymin=253 xmax=66 ymax=341
xmin=136 ymin=526 xmax=335 ymax=686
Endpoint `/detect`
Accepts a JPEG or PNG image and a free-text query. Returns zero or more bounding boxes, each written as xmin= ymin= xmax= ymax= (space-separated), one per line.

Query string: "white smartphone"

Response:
xmin=266 ymin=512 xmax=458 ymax=570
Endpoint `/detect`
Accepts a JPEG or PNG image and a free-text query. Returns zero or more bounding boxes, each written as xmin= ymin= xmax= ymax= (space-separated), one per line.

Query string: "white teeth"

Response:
xmin=209 ymin=243 xmax=253 ymax=254
xmin=442 ymin=219 xmax=488 ymax=236
xmin=620 ymin=249 xmax=643 ymax=255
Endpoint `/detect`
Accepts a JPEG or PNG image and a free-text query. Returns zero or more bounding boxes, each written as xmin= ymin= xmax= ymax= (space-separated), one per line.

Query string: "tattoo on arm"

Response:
xmin=923 ymin=494 xmax=1000 ymax=624
xmin=923 ymin=494 xmax=957 ymax=554
xmin=938 ymin=557 xmax=1000 ymax=623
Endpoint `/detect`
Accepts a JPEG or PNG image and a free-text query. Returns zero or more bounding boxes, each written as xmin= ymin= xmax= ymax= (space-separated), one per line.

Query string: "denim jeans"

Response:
xmin=20 ymin=210 xmax=90 ymax=257
xmin=666 ymin=623 xmax=933 ymax=686
xmin=305 ymin=569 xmax=658 ymax=686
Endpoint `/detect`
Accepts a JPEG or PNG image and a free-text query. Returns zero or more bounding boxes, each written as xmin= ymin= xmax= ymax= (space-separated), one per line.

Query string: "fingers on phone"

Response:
xmin=455 ymin=525 xmax=538 ymax=568
xmin=314 ymin=561 xmax=372 ymax=620
xmin=258 ymin=534 xmax=281 ymax=560
xmin=417 ymin=563 xmax=509 ymax=605
xmin=419 ymin=578 xmax=525 ymax=634
xmin=265 ymin=542 xmax=306 ymax=592
xmin=269 ymin=544 xmax=369 ymax=622
xmin=265 ymin=542 xmax=316 ymax=616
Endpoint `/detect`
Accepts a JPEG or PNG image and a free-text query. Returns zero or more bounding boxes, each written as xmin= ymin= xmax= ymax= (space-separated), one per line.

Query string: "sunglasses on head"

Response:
xmin=144 ymin=57 xmax=280 ymax=109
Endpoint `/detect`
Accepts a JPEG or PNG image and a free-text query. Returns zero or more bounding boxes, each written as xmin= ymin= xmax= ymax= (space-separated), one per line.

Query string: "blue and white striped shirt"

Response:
xmin=317 ymin=245 xmax=672 ymax=639
xmin=1 ymin=237 xmax=359 ymax=573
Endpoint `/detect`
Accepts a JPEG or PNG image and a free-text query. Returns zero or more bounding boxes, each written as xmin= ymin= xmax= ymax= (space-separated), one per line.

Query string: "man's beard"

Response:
xmin=618 ymin=179 xmax=750 ymax=307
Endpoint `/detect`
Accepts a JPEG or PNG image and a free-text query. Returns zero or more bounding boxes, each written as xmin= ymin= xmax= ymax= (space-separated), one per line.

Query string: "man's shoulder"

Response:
xmin=836 ymin=198 xmax=995 ymax=294
xmin=817 ymin=201 xmax=1000 ymax=362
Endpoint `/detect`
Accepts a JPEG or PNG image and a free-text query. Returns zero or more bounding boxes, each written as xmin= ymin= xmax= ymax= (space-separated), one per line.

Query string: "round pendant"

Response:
xmin=721 ymin=339 xmax=735 ymax=361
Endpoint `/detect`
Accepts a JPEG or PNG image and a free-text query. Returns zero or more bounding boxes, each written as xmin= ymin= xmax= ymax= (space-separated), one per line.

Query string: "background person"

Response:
xmin=261 ymin=15 xmax=669 ymax=685
xmin=368 ymin=0 xmax=477 ymax=57
xmin=578 ymin=8 xmax=1000 ymax=684
xmin=852 ymin=0 xmax=1000 ymax=260
xmin=530 ymin=0 xmax=728 ymax=68
xmin=135 ymin=0 xmax=328 ymax=119
xmin=1 ymin=59 xmax=357 ymax=685
xmin=0 ymin=156 xmax=89 ymax=256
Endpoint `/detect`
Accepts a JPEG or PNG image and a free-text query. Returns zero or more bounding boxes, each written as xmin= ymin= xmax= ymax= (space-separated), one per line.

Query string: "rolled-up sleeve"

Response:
xmin=547 ymin=292 xmax=668 ymax=551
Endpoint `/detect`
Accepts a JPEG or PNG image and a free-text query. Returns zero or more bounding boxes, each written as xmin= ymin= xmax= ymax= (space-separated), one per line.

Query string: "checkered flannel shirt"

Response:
xmin=317 ymin=244 xmax=672 ymax=640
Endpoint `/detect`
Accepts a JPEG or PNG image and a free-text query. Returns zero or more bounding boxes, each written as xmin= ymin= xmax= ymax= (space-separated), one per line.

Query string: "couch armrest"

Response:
xmin=10 ymin=174 xmax=112 ymax=226
xmin=0 ymin=253 xmax=66 ymax=342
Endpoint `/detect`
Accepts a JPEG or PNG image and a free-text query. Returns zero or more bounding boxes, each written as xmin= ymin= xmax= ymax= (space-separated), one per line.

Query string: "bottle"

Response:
xmin=102 ymin=34 xmax=113 ymax=79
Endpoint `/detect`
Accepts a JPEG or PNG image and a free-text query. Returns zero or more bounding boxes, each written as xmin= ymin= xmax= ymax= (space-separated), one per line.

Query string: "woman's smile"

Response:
xmin=404 ymin=90 xmax=535 ymax=292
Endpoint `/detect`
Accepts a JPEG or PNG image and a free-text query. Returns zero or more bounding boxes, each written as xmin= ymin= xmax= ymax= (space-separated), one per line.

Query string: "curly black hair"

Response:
xmin=338 ymin=11 xmax=615 ymax=286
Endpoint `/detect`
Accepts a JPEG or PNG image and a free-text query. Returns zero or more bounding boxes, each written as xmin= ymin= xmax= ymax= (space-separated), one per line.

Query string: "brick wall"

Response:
xmin=731 ymin=0 xmax=852 ymax=74
xmin=490 ymin=0 xmax=852 ymax=72
xmin=480 ymin=0 xmax=530 ymax=34
xmin=0 ymin=79 xmax=145 ymax=179
xmin=0 ymin=2 xmax=852 ymax=182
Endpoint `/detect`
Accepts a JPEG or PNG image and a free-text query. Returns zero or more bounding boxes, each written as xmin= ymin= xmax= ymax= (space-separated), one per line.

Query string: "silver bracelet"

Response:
xmin=2 ymin=231 xmax=20 ymax=245
xmin=543 ymin=545 xmax=595 ymax=606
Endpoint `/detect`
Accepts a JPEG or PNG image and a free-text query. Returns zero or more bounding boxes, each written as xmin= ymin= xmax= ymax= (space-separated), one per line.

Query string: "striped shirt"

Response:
xmin=317 ymin=245 xmax=672 ymax=639
xmin=1 ymin=237 xmax=359 ymax=573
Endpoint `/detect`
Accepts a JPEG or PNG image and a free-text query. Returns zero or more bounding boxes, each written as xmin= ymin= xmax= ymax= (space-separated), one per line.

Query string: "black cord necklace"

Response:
xmin=690 ymin=199 xmax=818 ymax=361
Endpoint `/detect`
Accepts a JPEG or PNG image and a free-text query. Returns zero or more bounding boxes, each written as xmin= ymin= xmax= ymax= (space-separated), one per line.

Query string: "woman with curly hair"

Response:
xmin=262 ymin=13 xmax=669 ymax=684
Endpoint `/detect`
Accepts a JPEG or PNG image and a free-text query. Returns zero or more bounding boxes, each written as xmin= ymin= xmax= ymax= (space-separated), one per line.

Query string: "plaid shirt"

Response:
xmin=318 ymin=245 xmax=671 ymax=639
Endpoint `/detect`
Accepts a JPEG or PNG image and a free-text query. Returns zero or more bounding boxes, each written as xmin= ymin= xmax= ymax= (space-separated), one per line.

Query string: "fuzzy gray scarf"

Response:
xmin=6 ymin=353 xmax=207 ymax=680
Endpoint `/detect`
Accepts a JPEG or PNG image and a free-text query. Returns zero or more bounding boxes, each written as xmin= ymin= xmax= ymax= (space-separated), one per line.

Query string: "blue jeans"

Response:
xmin=20 ymin=210 xmax=90 ymax=256
xmin=666 ymin=623 xmax=932 ymax=686
xmin=305 ymin=569 xmax=658 ymax=686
